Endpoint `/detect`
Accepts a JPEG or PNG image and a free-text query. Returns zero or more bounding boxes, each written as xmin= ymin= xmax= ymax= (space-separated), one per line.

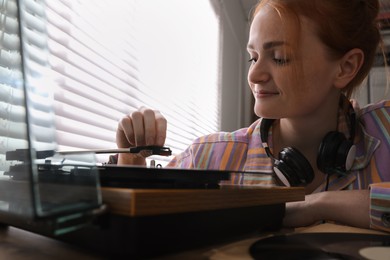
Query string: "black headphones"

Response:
xmin=260 ymin=96 xmax=357 ymax=187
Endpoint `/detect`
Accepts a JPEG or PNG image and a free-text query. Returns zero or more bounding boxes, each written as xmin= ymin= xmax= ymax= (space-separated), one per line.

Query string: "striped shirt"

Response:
xmin=167 ymin=100 xmax=390 ymax=232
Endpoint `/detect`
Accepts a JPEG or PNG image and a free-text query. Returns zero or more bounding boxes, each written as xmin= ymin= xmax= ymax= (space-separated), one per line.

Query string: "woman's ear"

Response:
xmin=334 ymin=48 xmax=364 ymax=89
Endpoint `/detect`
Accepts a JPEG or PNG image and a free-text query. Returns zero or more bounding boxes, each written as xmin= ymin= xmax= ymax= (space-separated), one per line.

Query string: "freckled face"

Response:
xmin=247 ymin=6 xmax=340 ymax=119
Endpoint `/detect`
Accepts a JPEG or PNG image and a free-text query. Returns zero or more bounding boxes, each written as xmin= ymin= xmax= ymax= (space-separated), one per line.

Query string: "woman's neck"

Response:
xmin=272 ymin=97 xmax=340 ymax=162
xmin=271 ymin=94 xmax=344 ymax=193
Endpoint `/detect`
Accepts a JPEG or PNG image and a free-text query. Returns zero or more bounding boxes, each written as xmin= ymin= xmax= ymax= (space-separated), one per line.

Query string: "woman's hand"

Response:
xmin=116 ymin=107 xmax=167 ymax=165
xmin=282 ymin=193 xmax=319 ymax=228
xmin=283 ymin=190 xmax=370 ymax=229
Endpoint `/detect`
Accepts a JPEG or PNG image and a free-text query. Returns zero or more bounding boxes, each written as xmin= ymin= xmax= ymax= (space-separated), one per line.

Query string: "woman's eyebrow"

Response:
xmin=247 ymin=41 xmax=286 ymax=51
xmin=263 ymin=41 xmax=285 ymax=50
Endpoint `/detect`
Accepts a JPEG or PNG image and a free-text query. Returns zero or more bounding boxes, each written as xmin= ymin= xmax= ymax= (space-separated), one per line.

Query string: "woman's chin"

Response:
xmin=254 ymin=108 xmax=279 ymax=119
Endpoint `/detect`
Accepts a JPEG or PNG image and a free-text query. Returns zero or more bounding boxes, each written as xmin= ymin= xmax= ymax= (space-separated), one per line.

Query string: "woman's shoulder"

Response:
xmin=358 ymin=99 xmax=390 ymax=116
xmin=356 ymin=99 xmax=390 ymax=137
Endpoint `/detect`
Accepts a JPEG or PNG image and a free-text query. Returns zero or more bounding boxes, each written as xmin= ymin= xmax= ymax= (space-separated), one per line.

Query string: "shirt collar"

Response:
xmin=344 ymin=99 xmax=380 ymax=171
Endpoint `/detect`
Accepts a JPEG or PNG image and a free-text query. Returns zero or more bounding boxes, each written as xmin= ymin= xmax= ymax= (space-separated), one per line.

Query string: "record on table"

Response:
xmin=249 ymin=232 xmax=390 ymax=260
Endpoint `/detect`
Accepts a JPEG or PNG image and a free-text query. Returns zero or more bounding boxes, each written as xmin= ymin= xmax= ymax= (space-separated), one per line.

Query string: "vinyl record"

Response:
xmin=249 ymin=233 xmax=390 ymax=260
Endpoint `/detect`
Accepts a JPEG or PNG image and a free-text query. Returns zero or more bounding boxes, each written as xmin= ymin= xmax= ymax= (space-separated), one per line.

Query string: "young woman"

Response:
xmin=116 ymin=0 xmax=390 ymax=232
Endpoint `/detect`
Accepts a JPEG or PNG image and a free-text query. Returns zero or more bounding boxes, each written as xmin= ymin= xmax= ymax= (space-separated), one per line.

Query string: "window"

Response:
xmin=45 ymin=0 xmax=222 ymax=163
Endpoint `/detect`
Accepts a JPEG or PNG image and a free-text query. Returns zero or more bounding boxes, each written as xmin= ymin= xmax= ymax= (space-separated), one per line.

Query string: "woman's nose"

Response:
xmin=248 ymin=61 xmax=270 ymax=85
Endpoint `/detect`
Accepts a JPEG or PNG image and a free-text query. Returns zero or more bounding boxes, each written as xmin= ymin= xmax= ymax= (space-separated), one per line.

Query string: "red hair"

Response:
xmin=253 ymin=0 xmax=382 ymax=98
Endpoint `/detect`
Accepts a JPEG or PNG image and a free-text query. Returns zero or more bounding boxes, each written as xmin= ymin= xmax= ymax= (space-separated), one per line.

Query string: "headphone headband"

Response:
xmin=339 ymin=94 xmax=356 ymax=142
xmin=260 ymin=118 xmax=275 ymax=158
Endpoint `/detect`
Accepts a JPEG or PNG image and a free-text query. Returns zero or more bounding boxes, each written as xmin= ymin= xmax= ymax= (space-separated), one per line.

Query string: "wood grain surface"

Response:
xmin=101 ymin=186 xmax=305 ymax=216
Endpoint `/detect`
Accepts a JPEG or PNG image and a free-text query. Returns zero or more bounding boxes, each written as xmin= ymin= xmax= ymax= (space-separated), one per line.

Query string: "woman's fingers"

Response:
xmin=131 ymin=109 xmax=146 ymax=146
xmin=116 ymin=115 xmax=134 ymax=148
xmin=140 ymin=107 xmax=157 ymax=145
xmin=116 ymin=107 xmax=167 ymax=149
xmin=155 ymin=110 xmax=167 ymax=146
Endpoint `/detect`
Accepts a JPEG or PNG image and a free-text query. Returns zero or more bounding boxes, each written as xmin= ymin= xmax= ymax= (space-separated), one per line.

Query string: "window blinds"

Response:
xmin=44 ymin=0 xmax=221 ymax=163
xmin=45 ymin=0 xmax=138 ymax=152
xmin=19 ymin=0 xmax=57 ymax=152
xmin=0 ymin=0 xmax=56 ymax=174
xmin=132 ymin=0 xmax=221 ymax=157
xmin=0 ymin=0 xmax=221 ymax=166
xmin=0 ymin=0 xmax=25 ymax=174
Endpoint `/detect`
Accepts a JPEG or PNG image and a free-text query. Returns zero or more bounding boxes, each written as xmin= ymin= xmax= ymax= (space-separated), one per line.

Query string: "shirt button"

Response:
xmin=382 ymin=213 xmax=390 ymax=227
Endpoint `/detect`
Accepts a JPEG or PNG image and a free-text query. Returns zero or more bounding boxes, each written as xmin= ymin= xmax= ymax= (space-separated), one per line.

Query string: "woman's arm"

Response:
xmin=283 ymin=189 xmax=370 ymax=229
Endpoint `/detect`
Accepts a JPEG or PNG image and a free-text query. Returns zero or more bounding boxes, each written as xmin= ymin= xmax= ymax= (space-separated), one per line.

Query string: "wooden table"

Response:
xmin=0 ymin=225 xmax=103 ymax=260
xmin=0 ymin=223 xmax=387 ymax=260
xmin=201 ymin=224 xmax=390 ymax=260
xmin=1 ymin=186 xmax=388 ymax=259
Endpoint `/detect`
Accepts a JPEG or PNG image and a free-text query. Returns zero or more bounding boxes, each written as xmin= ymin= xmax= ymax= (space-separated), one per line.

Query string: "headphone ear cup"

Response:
xmin=317 ymin=131 xmax=355 ymax=174
xmin=274 ymin=147 xmax=314 ymax=187
xmin=317 ymin=132 xmax=341 ymax=173
xmin=273 ymin=158 xmax=300 ymax=187
xmin=335 ymin=140 xmax=356 ymax=172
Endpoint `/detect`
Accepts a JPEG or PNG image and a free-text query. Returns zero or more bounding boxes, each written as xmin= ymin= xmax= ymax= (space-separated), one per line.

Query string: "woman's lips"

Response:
xmin=253 ymin=90 xmax=279 ymax=98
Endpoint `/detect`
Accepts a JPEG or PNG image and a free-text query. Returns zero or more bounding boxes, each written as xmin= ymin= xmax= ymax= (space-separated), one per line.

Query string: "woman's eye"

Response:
xmin=248 ymin=58 xmax=257 ymax=64
xmin=273 ymin=58 xmax=289 ymax=65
